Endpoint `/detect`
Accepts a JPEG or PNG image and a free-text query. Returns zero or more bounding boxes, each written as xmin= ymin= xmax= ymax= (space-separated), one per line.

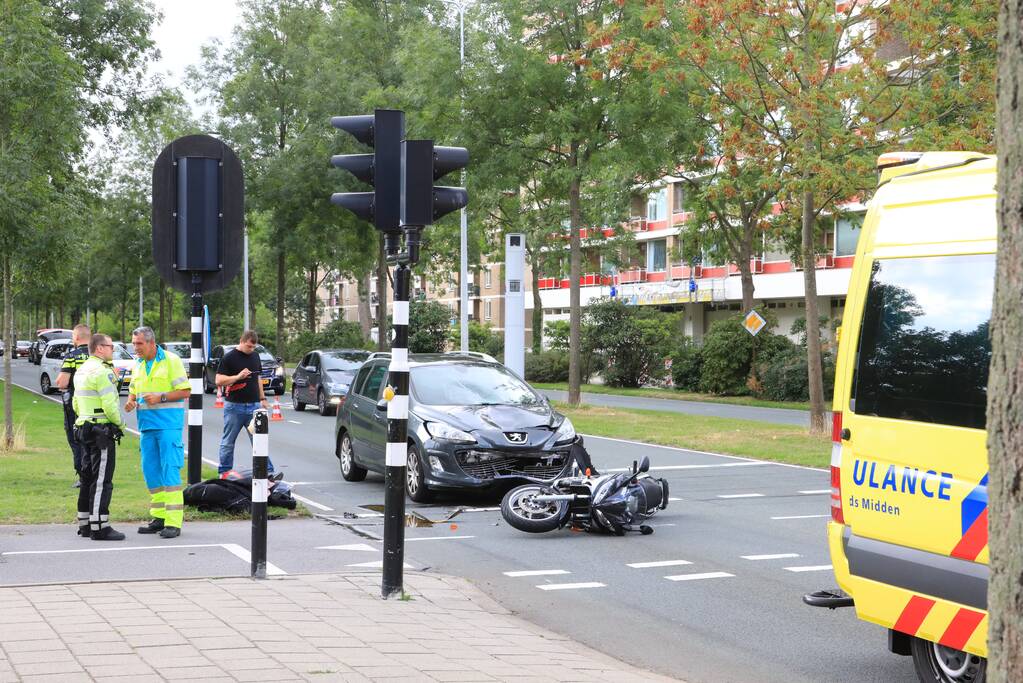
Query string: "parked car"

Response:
xmin=334 ymin=354 xmax=577 ymax=502
xmin=203 ymin=344 xmax=285 ymax=396
xmin=109 ymin=344 xmax=135 ymax=393
xmin=39 ymin=340 xmax=74 ymax=394
xmin=113 ymin=341 xmax=136 ymax=359
xmin=0 ymin=340 xmax=4 ymax=357
xmin=160 ymin=341 xmax=191 ymax=360
xmin=292 ymin=349 xmax=370 ymax=416
xmin=15 ymin=341 xmax=32 ymax=358
xmin=29 ymin=329 xmax=72 ymax=364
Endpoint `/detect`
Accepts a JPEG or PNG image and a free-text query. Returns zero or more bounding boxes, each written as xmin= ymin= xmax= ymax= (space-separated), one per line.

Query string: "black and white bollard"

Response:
xmin=188 ymin=275 xmax=204 ymax=485
xmin=251 ymin=409 xmax=269 ymax=579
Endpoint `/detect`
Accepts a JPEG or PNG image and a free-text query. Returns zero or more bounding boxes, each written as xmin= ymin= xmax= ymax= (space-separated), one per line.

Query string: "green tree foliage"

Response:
xmin=699 ymin=313 xmax=791 ymax=395
xmin=407 ymin=300 xmax=451 ymax=353
xmin=670 ymin=338 xmax=703 ymax=392
xmin=582 ymin=298 xmax=678 ymax=388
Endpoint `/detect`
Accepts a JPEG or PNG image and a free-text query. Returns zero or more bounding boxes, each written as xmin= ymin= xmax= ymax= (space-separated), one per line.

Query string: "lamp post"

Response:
xmin=440 ymin=0 xmax=470 ymax=353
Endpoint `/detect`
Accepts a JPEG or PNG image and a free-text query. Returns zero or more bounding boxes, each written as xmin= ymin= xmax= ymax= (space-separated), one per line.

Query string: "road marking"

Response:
xmin=668 ymin=497 xmax=683 ymax=501
xmin=536 ymin=582 xmax=605 ymax=591
xmin=2 ymin=544 xmax=222 ymax=556
xmin=741 ymin=553 xmax=800 ymax=561
xmin=771 ymin=514 xmax=829 ymax=520
xmin=405 ymin=535 xmax=476 ymax=542
xmin=291 ymin=493 xmax=333 ymax=511
xmin=627 ymin=560 xmax=692 ymax=569
xmin=784 ymin=565 xmax=833 ymax=573
xmin=665 ymin=572 xmax=735 ymax=582
xmin=607 ymin=462 xmax=766 ymax=472
xmin=287 ymin=420 xmax=302 ymax=424
xmin=459 ymin=506 xmax=501 ymax=512
xmin=221 ymin=543 xmax=287 ymax=575
xmin=316 ymin=543 xmax=378 ymax=552
xmin=352 ymin=512 xmax=384 ymax=518
xmin=289 ymin=481 xmax=344 ymax=486
xmin=717 ymin=493 xmax=764 ymax=499
xmin=346 ymin=560 xmax=414 ymax=569
xmin=503 ymin=569 xmax=570 ymax=577
xmin=798 ymin=489 xmax=831 ymax=495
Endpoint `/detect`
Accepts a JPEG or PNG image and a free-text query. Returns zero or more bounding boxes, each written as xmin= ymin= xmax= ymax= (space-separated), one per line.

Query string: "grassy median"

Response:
xmin=0 ymin=384 xmax=308 ymax=525
xmin=555 ymin=402 xmax=829 ymax=468
xmin=534 ymin=382 xmax=811 ymax=411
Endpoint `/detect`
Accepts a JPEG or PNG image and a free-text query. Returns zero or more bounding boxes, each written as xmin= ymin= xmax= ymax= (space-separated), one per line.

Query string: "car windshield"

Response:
xmin=323 ymin=352 xmax=368 ymax=371
xmin=113 ymin=347 xmax=133 ymax=361
xmin=411 ymin=363 xmax=542 ymax=407
xmin=164 ymin=343 xmax=190 ymax=359
xmin=224 ymin=345 xmax=276 ymax=365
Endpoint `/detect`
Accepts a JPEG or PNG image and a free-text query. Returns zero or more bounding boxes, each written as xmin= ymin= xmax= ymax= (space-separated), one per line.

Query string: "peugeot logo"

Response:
xmin=504 ymin=431 xmax=527 ymax=444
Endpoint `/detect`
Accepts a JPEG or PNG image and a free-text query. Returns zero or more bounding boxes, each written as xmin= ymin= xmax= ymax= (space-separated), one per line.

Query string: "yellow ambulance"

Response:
xmin=813 ymin=151 xmax=994 ymax=683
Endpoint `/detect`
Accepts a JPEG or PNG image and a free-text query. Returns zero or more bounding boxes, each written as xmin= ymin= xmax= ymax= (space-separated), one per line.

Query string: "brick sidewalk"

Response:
xmin=0 ymin=571 xmax=678 ymax=682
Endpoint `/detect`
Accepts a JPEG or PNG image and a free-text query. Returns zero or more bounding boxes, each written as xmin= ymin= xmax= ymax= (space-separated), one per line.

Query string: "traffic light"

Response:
xmin=400 ymin=139 xmax=469 ymax=227
xmin=330 ymin=109 xmax=404 ymax=233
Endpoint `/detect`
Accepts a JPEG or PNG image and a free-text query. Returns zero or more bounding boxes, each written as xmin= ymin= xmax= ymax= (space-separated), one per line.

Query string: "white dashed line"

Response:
xmin=771 ymin=514 xmax=829 ymax=520
xmin=504 ymin=569 xmax=570 ymax=577
xmin=741 ymin=553 xmax=800 ymax=561
xmin=316 ymin=543 xmax=378 ymax=552
xmin=287 ymin=420 xmax=302 ymax=424
xmin=404 ymin=536 xmax=476 ymax=542
xmin=784 ymin=565 xmax=833 ymax=573
xmin=717 ymin=493 xmax=764 ymax=499
xmin=798 ymin=489 xmax=831 ymax=495
xmin=627 ymin=560 xmax=692 ymax=569
xmin=221 ymin=543 xmax=287 ymax=575
xmin=665 ymin=572 xmax=735 ymax=582
xmin=536 ymin=582 xmax=605 ymax=591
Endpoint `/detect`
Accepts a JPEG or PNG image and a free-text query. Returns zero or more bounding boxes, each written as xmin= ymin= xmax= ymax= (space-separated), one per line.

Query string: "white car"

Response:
xmin=39 ymin=340 xmax=133 ymax=395
xmin=160 ymin=341 xmax=192 ymax=360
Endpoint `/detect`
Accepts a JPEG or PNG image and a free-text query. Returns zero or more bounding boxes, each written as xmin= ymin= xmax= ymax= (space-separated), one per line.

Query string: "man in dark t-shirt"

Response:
xmin=215 ymin=331 xmax=274 ymax=474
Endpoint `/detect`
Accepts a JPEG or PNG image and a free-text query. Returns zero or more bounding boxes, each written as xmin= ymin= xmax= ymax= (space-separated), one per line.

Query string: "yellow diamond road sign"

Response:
xmin=743 ymin=310 xmax=767 ymax=337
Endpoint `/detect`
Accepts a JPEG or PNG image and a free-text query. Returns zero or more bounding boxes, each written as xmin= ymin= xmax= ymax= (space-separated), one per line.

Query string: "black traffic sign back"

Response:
xmin=152 ymin=135 xmax=244 ymax=294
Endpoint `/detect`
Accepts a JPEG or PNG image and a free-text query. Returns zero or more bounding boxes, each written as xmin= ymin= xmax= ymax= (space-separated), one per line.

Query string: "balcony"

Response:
xmin=617 ymin=268 xmax=647 ymax=284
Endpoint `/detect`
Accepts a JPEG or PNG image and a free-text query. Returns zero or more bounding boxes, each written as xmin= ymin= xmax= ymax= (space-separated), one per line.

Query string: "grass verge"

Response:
xmin=0 ymin=384 xmax=309 ymax=525
xmin=555 ymin=402 xmax=829 ymax=468
xmin=534 ymin=382 xmax=811 ymax=411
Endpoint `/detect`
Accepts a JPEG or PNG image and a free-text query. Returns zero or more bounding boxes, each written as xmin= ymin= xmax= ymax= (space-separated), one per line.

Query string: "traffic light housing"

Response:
xmin=401 ymin=140 xmax=468 ymax=227
xmin=330 ymin=109 xmax=404 ymax=233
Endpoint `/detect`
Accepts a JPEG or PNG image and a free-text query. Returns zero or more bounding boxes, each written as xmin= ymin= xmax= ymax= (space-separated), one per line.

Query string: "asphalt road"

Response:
xmin=2 ymin=358 xmax=913 ymax=683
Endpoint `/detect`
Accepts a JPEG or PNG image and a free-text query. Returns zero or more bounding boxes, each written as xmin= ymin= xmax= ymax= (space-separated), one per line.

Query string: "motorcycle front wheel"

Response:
xmin=501 ymin=485 xmax=569 ymax=533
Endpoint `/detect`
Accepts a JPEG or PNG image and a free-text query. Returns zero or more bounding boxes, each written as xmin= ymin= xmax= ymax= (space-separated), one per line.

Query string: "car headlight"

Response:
xmin=554 ymin=417 xmax=576 ymax=443
xmin=424 ymin=421 xmax=476 ymax=444
xmin=274 ymin=366 xmax=284 ymax=376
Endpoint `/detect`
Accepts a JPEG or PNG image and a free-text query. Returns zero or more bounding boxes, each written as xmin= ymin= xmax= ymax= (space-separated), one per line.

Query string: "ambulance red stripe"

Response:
xmin=893 ymin=595 xmax=935 ymax=635
xmin=950 ymin=508 xmax=988 ymax=561
xmin=939 ymin=608 xmax=985 ymax=651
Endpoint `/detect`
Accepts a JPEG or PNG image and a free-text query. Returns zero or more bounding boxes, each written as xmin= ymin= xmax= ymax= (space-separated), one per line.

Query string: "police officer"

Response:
xmin=125 ymin=326 xmax=190 ymax=539
xmin=55 ymin=324 xmax=90 ymax=493
xmin=73 ymin=333 xmax=126 ymax=541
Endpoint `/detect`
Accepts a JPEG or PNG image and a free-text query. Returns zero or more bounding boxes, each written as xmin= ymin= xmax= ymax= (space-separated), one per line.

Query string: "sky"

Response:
xmin=149 ymin=0 xmax=241 ymax=94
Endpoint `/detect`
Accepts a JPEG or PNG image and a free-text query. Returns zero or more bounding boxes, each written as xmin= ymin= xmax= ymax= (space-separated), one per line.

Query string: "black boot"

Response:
xmin=77 ymin=525 xmax=91 ymax=538
xmin=159 ymin=526 xmax=180 ymax=539
xmin=138 ymin=518 xmax=165 ymax=534
xmin=91 ymin=527 xmax=126 ymax=541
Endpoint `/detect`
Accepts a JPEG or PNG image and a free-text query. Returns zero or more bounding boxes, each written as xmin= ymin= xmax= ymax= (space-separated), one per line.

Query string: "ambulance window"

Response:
xmin=851 ymin=254 xmax=994 ymax=429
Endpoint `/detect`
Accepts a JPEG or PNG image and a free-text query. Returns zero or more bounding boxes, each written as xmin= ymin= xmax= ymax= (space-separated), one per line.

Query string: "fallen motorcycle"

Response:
xmin=500 ymin=455 xmax=669 ymax=535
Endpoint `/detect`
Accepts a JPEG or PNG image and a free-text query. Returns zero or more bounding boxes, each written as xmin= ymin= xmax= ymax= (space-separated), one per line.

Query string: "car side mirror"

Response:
xmin=276 ymin=357 xmax=283 ymax=363
xmin=639 ymin=456 xmax=650 ymax=473
xmin=375 ymin=399 xmax=388 ymax=412
xmin=304 ymin=365 xmax=316 ymax=373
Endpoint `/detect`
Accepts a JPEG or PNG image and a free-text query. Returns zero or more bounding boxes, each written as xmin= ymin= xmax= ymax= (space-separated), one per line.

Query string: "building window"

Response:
xmin=646 ymin=188 xmax=667 ymax=222
xmin=672 ymin=184 xmax=685 ymax=213
xmin=835 ymin=216 xmax=863 ymax=256
xmin=647 ymin=239 xmax=667 ymax=272
xmin=484 ymin=269 xmax=492 ymax=289
xmin=484 ymin=300 xmax=492 ymax=321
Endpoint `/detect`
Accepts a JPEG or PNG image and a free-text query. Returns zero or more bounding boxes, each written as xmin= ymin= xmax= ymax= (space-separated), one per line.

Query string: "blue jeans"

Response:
xmin=218 ymin=402 xmax=275 ymax=474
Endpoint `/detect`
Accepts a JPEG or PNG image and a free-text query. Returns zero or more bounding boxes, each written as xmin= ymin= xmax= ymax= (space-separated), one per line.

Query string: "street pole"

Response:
xmin=251 ymin=409 xmax=269 ymax=578
xmin=187 ymin=274 xmax=204 ymax=485
xmin=138 ymin=276 xmax=144 ymax=328
xmin=457 ymin=4 xmax=468 ymax=352
xmin=243 ymin=226 xmax=250 ymax=330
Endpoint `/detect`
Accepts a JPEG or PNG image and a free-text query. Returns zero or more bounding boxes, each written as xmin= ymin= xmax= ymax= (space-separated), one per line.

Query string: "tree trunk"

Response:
xmin=801 ymin=189 xmax=827 ymax=435
xmin=159 ymin=281 xmax=166 ymax=341
xmin=119 ymin=289 xmax=126 ymax=343
xmin=376 ymin=235 xmax=389 ymax=351
xmin=737 ymin=253 xmax=755 ymax=314
xmin=276 ymin=248 xmax=286 ymax=359
xmin=567 ymin=154 xmax=583 ymax=406
xmin=3 ymin=255 xmax=14 ymax=450
xmin=58 ymin=301 xmax=64 ymax=328
xmin=357 ymin=273 xmax=372 ymax=341
xmin=307 ymin=265 xmax=318 ymax=333
xmin=529 ymin=250 xmax=543 ymax=353
xmin=988 ymin=3 xmax=1023 ymax=676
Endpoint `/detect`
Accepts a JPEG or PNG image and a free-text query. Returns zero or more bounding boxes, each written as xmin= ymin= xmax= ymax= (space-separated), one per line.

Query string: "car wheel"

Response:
xmin=405 ymin=445 xmax=433 ymax=503
xmin=317 ymin=390 xmax=334 ymax=417
xmin=203 ymin=374 xmax=214 ymax=394
xmin=40 ymin=374 xmax=52 ymax=395
xmin=338 ymin=432 xmax=367 ymax=482
xmin=911 ymin=637 xmax=986 ymax=683
xmin=292 ymin=388 xmax=306 ymax=412
xmin=500 ymin=484 xmax=568 ymax=533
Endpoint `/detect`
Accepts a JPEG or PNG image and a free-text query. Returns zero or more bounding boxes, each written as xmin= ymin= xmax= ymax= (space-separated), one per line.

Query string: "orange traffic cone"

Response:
xmin=270 ymin=397 xmax=284 ymax=422
xmin=214 ymin=386 xmax=224 ymax=408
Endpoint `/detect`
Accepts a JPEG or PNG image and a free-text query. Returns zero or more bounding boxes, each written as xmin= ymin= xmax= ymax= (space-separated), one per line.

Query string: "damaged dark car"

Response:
xmin=334 ymin=354 xmax=577 ymax=502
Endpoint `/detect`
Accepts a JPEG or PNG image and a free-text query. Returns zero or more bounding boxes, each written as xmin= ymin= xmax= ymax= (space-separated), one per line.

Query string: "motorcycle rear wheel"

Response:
xmin=501 ymin=485 xmax=568 ymax=533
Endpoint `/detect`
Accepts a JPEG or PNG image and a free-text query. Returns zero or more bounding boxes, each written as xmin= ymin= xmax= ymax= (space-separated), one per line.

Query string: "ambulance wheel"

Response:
xmin=911 ymin=637 xmax=985 ymax=683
